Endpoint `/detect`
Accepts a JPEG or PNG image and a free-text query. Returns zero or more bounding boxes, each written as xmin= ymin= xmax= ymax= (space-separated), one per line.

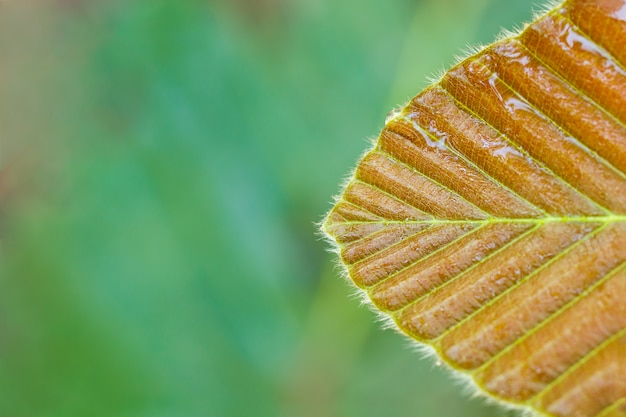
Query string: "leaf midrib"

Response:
xmin=332 ymin=216 xmax=626 ymax=226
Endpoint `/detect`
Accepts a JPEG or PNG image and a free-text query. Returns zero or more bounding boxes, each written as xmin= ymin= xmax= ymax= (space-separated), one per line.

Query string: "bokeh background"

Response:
xmin=0 ymin=0 xmax=539 ymax=416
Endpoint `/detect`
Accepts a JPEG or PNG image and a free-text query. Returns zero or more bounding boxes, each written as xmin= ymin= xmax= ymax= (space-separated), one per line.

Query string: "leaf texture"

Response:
xmin=322 ymin=1 xmax=626 ymax=416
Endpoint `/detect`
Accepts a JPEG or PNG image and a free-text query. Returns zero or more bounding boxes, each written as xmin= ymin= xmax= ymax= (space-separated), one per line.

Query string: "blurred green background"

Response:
xmin=0 ymin=0 xmax=539 ymax=416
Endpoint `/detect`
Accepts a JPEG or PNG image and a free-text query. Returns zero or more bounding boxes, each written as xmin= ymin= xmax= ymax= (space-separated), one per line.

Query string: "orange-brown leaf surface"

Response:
xmin=322 ymin=1 xmax=626 ymax=416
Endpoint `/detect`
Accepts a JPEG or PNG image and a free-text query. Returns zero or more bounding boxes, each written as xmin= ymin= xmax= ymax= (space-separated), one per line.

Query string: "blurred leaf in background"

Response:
xmin=0 ymin=0 xmax=535 ymax=416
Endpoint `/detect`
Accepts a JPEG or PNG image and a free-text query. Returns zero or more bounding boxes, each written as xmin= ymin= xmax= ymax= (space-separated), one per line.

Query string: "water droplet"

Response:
xmin=613 ymin=3 xmax=626 ymax=21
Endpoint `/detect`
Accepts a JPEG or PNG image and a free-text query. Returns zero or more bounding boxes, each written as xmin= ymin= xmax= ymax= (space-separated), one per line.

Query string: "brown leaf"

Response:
xmin=322 ymin=1 xmax=626 ymax=416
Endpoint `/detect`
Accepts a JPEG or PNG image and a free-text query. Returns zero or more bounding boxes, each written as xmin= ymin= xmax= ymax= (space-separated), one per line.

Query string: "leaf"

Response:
xmin=321 ymin=1 xmax=626 ymax=416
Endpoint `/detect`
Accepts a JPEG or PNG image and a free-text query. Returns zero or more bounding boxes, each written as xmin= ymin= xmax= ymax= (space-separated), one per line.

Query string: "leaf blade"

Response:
xmin=323 ymin=1 xmax=626 ymax=415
